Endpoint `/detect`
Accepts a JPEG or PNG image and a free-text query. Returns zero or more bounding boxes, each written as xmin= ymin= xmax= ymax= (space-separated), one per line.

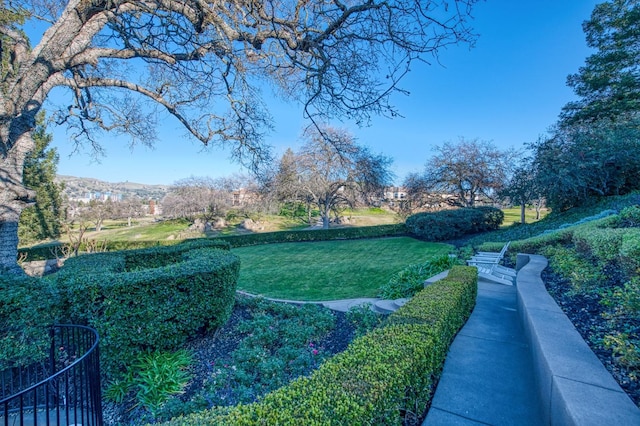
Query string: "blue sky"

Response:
xmin=48 ymin=0 xmax=600 ymax=185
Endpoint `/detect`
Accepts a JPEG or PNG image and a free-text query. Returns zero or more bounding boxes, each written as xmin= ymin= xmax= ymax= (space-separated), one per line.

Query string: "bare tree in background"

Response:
xmin=0 ymin=0 xmax=478 ymax=273
xmin=398 ymin=171 xmax=450 ymax=217
xmin=117 ymin=195 xmax=145 ymax=226
xmin=407 ymin=138 xmax=517 ymax=208
xmin=275 ymin=126 xmax=393 ymax=229
xmin=162 ymin=176 xmax=231 ymax=220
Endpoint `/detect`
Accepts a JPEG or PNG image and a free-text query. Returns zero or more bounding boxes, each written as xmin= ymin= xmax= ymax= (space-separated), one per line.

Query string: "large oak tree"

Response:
xmin=0 ymin=0 xmax=478 ymax=273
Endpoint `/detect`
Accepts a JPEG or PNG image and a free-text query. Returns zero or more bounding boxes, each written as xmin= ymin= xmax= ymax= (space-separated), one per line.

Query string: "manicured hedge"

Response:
xmin=406 ymin=207 xmax=504 ymax=241
xmin=19 ymin=226 xmax=405 ymax=261
xmin=19 ymin=238 xmax=222 ymax=262
xmin=214 ymin=224 xmax=407 ymax=248
xmin=161 ymin=265 xmax=477 ymax=425
xmin=478 ymin=229 xmax=574 ymax=256
xmin=0 ymin=275 xmax=61 ymax=370
xmin=47 ymin=239 xmax=239 ymax=375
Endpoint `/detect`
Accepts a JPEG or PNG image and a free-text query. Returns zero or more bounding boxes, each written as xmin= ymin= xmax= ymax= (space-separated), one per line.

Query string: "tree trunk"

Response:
xmin=520 ymin=204 xmax=526 ymax=224
xmin=0 ymin=130 xmax=36 ymax=274
xmin=322 ymin=215 xmax=330 ymax=229
xmin=535 ymin=198 xmax=543 ymax=220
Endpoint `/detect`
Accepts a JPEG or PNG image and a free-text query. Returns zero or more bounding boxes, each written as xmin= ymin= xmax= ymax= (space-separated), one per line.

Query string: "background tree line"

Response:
xmin=403 ymin=0 xmax=640 ymax=218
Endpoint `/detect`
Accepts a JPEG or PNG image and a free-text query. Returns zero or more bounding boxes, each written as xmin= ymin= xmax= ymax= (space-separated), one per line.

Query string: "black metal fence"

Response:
xmin=0 ymin=324 xmax=102 ymax=426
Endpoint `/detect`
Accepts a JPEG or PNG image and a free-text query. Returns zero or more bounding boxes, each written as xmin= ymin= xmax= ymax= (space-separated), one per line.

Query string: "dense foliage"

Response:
xmin=18 ymin=112 xmax=64 ymax=245
xmin=406 ymin=207 xmax=504 ymax=241
xmin=531 ymin=121 xmax=640 ymax=211
xmin=530 ymin=0 xmax=640 ymax=211
xmin=149 ymin=297 xmax=343 ymax=423
xmin=42 ymin=240 xmax=239 ymax=376
xmin=0 ymin=274 xmax=60 ymax=370
xmin=561 ymin=0 xmax=640 ymax=124
xmin=161 ymin=266 xmax=477 ymax=425
xmin=378 ymin=254 xmax=459 ymax=299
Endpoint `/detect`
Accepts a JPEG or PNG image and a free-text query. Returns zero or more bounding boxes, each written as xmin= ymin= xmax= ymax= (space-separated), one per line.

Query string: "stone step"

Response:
xmin=373 ymin=298 xmax=408 ymax=314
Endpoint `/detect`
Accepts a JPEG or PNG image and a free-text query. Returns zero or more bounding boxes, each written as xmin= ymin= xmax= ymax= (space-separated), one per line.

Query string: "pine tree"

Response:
xmin=18 ymin=113 xmax=64 ymax=245
xmin=561 ymin=0 xmax=640 ymax=124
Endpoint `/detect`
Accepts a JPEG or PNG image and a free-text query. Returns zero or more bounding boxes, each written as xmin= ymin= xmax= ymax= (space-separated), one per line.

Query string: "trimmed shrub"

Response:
xmin=160 ymin=266 xmax=477 ymax=425
xmin=19 ymin=226 xmax=405 ymax=261
xmin=47 ymin=241 xmax=239 ymax=376
xmin=18 ymin=238 xmax=230 ymax=262
xmin=484 ymin=229 xmax=574 ymax=255
xmin=215 ymin=224 xmax=406 ymax=248
xmin=0 ymin=275 xmax=61 ymax=369
xmin=406 ymin=207 xmax=503 ymax=242
xmin=474 ymin=206 xmax=505 ymax=231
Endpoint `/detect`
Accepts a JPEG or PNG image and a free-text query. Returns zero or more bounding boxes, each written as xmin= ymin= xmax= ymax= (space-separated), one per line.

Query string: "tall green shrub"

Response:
xmin=48 ymin=241 xmax=239 ymax=376
xmin=0 ymin=275 xmax=60 ymax=369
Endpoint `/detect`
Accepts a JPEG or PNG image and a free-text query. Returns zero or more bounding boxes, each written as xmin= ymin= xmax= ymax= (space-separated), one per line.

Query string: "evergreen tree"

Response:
xmin=18 ymin=113 xmax=64 ymax=244
xmin=561 ymin=0 xmax=640 ymax=124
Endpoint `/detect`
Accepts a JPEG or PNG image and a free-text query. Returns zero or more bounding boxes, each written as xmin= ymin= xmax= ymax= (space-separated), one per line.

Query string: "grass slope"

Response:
xmin=233 ymin=237 xmax=452 ymax=300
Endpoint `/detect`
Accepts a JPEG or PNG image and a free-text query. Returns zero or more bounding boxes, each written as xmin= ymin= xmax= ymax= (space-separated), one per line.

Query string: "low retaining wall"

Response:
xmin=515 ymin=253 xmax=640 ymax=425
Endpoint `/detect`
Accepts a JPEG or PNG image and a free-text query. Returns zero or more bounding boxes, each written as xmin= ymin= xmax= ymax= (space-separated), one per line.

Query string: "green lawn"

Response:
xmin=233 ymin=237 xmax=453 ymax=301
xmin=501 ymin=207 xmax=549 ymax=226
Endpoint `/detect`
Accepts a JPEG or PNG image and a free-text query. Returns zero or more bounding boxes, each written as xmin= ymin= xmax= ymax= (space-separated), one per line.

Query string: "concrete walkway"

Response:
xmin=423 ymin=275 xmax=543 ymax=425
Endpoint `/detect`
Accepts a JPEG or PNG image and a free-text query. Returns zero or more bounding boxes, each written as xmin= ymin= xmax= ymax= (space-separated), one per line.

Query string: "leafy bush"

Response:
xmin=346 ymin=304 xmax=384 ymax=337
xmin=47 ymin=241 xmax=239 ymax=376
xmin=122 ymin=239 xmax=230 ymax=271
xmin=378 ymin=255 xmax=458 ymax=299
xmin=406 ymin=207 xmax=503 ymax=242
xmin=475 ymin=206 xmax=505 ymax=230
xmin=155 ymin=297 xmax=338 ymax=421
xmin=160 ymin=266 xmax=477 ymax=425
xmin=619 ymin=229 xmax=640 ymax=275
xmin=611 ymin=205 xmax=640 ymax=228
xmin=0 ymin=275 xmax=60 ymax=369
xmin=105 ymin=350 xmax=193 ymax=419
xmin=602 ymin=333 xmax=640 ymax=370
xmin=541 ymin=245 xmax=605 ymax=295
xmin=572 ymin=227 xmax=627 ymax=266
xmin=479 ymin=229 xmax=574 ymax=257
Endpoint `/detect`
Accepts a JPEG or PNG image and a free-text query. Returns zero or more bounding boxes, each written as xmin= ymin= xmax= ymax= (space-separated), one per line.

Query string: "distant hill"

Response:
xmin=56 ymin=175 xmax=170 ymax=201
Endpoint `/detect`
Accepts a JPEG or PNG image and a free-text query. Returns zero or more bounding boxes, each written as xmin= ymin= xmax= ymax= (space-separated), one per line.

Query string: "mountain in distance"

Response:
xmin=56 ymin=175 xmax=170 ymax=201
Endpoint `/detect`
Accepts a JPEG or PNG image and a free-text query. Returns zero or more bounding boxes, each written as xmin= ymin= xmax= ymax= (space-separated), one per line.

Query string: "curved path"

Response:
xmin=424 ymin=254 xmax=640 ymax=425
xmin=236 ymin=290 xmax=406 ymax=313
